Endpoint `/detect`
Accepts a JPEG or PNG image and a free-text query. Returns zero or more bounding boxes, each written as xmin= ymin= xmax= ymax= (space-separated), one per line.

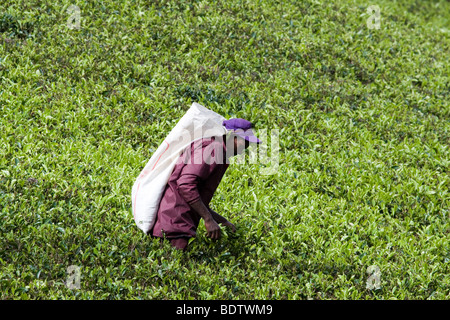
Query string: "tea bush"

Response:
xmin=0 ymin=0 xmax=449 ymax=299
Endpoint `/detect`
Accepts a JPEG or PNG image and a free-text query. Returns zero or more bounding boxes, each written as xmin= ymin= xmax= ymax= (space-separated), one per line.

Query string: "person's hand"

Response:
xmin=221 ymin=220 xmax=236 ymax=233
xmin=204 ymin=218 xmax=221 ymax=240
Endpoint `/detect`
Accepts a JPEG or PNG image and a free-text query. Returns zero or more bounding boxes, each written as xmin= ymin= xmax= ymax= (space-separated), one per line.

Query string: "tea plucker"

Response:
xmin=150 ymin=118 xmax=261 ymax=250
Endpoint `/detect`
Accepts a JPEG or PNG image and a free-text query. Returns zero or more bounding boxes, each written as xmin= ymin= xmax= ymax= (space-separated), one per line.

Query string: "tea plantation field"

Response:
xmin=0 ymin=0 xmax=449 ymax=299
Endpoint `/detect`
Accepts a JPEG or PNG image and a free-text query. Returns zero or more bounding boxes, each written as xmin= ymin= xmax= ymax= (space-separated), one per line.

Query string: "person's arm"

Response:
xmin=177 ymin=141 xmax=223 ymax=240
xmin=209 ymin=208 xmax=236 ymax=232
xmin=189 ymin=200 xmax=221 ymax=240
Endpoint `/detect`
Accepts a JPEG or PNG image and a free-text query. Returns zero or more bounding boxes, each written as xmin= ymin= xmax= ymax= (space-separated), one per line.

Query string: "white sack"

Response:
xmin=131 ymin=102 xmax=227 ymax=234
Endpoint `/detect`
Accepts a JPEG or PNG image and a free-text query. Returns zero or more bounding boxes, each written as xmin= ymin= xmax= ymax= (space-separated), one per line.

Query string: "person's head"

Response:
xmin=222 ymin=118 xmax=261 ymax=157
xmin=225 ymin=134 xmax=250 ymax=156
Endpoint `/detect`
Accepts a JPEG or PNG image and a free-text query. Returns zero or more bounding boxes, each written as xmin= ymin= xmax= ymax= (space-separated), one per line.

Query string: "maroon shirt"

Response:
xmin=151 ymin=136 xmax=229 ymax=239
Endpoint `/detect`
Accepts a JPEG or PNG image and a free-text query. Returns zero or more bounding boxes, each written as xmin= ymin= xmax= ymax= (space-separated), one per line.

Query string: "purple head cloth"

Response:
xmin=222 ymin=118 xmax=261 ymax=144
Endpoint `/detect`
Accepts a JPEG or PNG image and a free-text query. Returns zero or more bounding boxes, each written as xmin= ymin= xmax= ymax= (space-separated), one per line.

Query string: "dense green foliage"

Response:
xmin=0 ymin=0 xmax=449 ymax=299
